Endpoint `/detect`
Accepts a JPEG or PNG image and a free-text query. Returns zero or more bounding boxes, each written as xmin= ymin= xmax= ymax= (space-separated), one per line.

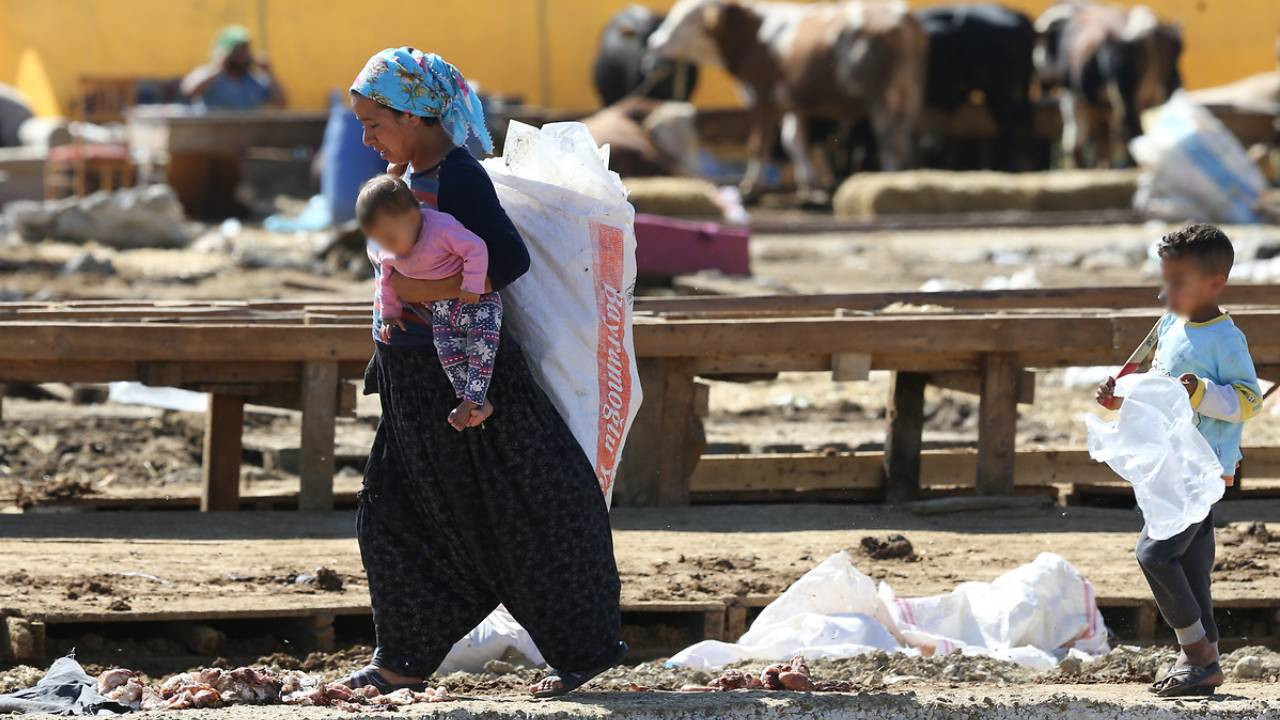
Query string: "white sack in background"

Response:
xmin=668 ymin=551 xmax=1107 ymax=672
xmin=107 ymin=382 xmax=207 ymax=413
xmin=483 ymin=120 xmax=642 ymax=506
xmin=1085 ymin=373 xmax=1225 ymax=540
xmin=1130 ymin=91 xmax=1266 ymax=224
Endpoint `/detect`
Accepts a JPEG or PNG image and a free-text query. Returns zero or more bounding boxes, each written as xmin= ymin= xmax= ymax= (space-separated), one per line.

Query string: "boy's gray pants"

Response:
xmin=1135 ymin=511 xmax=1217 ymax=645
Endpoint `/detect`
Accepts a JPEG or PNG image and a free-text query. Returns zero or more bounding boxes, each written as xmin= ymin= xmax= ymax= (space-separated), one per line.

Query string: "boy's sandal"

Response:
xmin=342 ymin=666 xmax=428 ymax=694
xmin=530 ymin=641 xmax=629 ymax=698
xmin=1150 ymin=662 xmax=1221 ymax=697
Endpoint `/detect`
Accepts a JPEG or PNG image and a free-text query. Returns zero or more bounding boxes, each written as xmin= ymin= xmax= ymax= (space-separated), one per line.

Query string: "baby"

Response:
xmin=357 ymin=174 xmax=502 ymax=430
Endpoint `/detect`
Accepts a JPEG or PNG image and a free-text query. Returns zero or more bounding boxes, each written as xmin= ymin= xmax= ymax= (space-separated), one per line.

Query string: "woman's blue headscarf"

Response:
xmin=351 ymin=47 xmax=493 ymax=154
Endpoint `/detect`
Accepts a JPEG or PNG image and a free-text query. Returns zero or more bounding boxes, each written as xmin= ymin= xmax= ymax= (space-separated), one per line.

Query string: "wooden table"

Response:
xmin=126 ymin=106 xmax=327 ymax=218
xmin=3 ymin=286 xmax=1280 ymax=510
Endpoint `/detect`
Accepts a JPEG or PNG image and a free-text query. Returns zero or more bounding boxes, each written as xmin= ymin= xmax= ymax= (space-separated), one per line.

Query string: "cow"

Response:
xmin=1035 ymin=2 xmax=1182 ymax=168
xmin=581 ymin=97 xmax=702 ymax=178
xmin=594 ymin=5 xmax=699 ymax=107
xmin=915 ymin=4 xmax=1037 ymax=171
xmin=647 ymin=0 xmax=927 ymax=202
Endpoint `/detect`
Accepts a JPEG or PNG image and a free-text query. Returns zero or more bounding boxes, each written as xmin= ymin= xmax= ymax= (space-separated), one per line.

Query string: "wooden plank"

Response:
xmin=633 ymin=284 xmax=1280 ymax=315
xmin=0 ymin=323 xmax=373 ymax=362
xmin=831 ymin=352 xmax=872 ymax=382
xmin=688 ymin=447 xmax=1280 ymax=494
xmin=883 ymin=372 xmax=927 ymax=504
xmin=299 ymin=361 xmax=338 ymax=512
xmin=976 ymin=353 xmax=1020 ymax=496
xmin=201 ymin=393 xmax=244 ymax=512
xmin=615 ymin=358 xmax=703 ymax=506
xmin=636 ymin=313 xmax=1121 ymax=359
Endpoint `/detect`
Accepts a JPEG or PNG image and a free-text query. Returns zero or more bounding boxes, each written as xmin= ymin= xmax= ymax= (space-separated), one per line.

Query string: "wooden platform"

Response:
xmin=5 ymin=287 xmax=1280 ymax=510
xmin=6 ymin=503 xmax=1280 ymax=662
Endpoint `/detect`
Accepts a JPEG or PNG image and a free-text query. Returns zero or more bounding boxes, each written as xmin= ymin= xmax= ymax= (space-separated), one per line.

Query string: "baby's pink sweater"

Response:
xmin=373 ymin=208 xmax=490 ymax=319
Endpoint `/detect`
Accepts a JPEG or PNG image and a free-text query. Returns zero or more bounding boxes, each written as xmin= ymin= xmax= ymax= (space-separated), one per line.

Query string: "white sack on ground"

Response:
xmin=483 ymin=120 xmax=642 ymax=505
xmin=668 ymin=551 xmax=1107 ymax=672
xmin=1085 ymin=373 xmax=1225 ymax=540
xmin=1130 ymin=91 xmax=1266 ymax=224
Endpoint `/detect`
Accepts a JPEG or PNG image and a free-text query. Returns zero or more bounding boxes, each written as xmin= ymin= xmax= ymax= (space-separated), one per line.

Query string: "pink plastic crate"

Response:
xmin=633 ymin=213 xmax=751 ymax=279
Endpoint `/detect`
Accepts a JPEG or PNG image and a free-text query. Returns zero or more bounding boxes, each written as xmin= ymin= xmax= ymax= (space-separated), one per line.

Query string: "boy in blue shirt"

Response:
xmin=1097 ymin=223 xmax=1262 ymax=697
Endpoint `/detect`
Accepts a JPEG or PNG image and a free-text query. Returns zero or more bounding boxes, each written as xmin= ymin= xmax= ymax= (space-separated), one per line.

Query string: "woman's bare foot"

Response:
xmin=467 ymin=399 xmax=494 ymax=427
xmin=448 ymin=400 xmax=478 ymax=431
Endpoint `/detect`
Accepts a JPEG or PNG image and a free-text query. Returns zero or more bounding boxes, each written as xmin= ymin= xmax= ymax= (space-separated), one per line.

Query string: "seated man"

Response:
xmin=181 ymin=25 xmax=285 ymax=109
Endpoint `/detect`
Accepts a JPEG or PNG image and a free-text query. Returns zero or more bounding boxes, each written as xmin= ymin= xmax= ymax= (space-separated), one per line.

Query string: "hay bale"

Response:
xmin=833 ymin=169 xmax=1138 ymax=219
xmin=626 ymin=176 xmax=724 ymax=219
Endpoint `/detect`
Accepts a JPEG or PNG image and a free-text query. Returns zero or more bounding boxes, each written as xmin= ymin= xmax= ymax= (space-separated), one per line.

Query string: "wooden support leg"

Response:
xmin=291 ymin=613 xmax=336 ymax=652
xmin=5 ymin=617 xmax=46 ymax=662
xmin=700 ymin=607 xmax=727 ymax=642
xmin=201 ymin=393 xmax=244 ymax=511
xmin=976 ymin=352 xmax=1019 ymax=495
xmin=883 ymin=372 xmax=927 ymax=503
xmin=1136 ymin=602 xmax=1159 ymax=641
xmin=299 ymin=361 xmax=338 ymax=512
xmin=725 ymin=605 xmax=749 ymax=641
xmin=615 ymin=358 xmax=702 ymax=506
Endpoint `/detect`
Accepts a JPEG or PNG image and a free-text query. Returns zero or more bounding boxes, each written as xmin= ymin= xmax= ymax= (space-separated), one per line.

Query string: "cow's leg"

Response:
xmin=871 ymin=106 xmax=911 ymax=173
xmin=1059 ymin=91 xmax=1089 ymax=169
xmin=780 ymin=111 xmax=823 ymax=203
xmin=740 ymin=111 xmax=777 ymax=202
xmin=1108 ymin=81 xmax=1142 ymax=167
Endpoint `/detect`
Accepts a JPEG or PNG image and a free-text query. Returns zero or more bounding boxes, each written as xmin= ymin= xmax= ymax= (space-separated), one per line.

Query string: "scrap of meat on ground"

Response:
xmin=594 ymin=4 xmax=699 ymax=106
xmin=1035 ymin=1 xmax=1182 ymax=168
xmin=95 ymin=666 xmax=450 ymax=711
xmin=648 ymin=0 xmax=927 ymax=201
xmin=681 ymin=656 xmax=854 ymax=693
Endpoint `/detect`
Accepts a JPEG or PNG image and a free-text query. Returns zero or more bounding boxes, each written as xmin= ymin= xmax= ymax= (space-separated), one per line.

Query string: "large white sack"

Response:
xmin=1130 ymin=91 xmax=1266 ymax=224
xmin=1085 ymin=373 xmax=1225 ymax=540
xmin=668 ymin=552 xmax=903 ymax=669
xmin=668 ymin=551 xmax=1107 ymax=671
xmin=881 ymin=552 xmax=1109 ymax=671
xmin=482 ymin=121 xmax=643 ymax=505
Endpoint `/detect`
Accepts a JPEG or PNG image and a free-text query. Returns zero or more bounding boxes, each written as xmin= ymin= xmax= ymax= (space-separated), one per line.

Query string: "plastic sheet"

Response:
xmin=1085 ymin=373 xmax=1225 ymax=540
xmin=668 ymin=551 xmax=1107 ymax=672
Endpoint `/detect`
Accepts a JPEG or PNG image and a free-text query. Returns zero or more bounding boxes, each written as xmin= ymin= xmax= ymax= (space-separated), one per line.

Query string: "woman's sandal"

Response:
xmin=530 ymin=641 xmax=629 ymax=698
xmin=1149 ymin=662 xmax=1222 ymax=697
xmin=342 ymin=666 xmax=428 ymax=694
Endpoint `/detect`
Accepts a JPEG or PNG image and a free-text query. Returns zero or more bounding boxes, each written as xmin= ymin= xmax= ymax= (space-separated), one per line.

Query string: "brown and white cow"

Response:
xmin=648 ymin=0 xmax=927 ymax=201
xmin=1035 ymin=2 xmax=1182 ymax=168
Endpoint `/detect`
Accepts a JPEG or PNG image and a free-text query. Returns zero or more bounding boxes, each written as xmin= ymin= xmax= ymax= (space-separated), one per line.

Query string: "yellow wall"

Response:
xmin=1 ymin=0 xmax=1277 ymax=117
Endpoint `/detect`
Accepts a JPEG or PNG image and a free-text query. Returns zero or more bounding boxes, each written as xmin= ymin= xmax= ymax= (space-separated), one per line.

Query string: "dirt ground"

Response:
xmin=3 ymin=503 xmax=1280 ymax=620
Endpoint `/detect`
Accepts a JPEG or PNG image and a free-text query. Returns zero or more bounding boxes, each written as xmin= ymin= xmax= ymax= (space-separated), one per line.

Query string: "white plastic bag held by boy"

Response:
xmin=483 ymin=121 xmax=642 ymax=505
xmin=1085 ymin=373 xmax=1225 ymax=540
